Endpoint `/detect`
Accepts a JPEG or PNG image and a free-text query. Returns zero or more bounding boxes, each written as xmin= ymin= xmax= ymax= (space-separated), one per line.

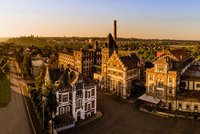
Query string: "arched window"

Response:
xmin=66 ymin=106 xmax=70 ymax=113
xmin=60 ymin=107 xmax=65 ymax=115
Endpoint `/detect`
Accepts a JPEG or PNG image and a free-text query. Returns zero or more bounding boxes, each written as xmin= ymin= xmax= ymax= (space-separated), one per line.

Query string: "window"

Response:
xmin=156 ymin=64 xmax=166 ymax=73
xmin=148 ymin=83 xmax=154 ymax=92
xmin=194 ymin=105 xmax=198 ymax=110
xmin=186 ymin=104 xmax=190 ymax=110
xmin=76 ymin=100 xmax=81 ymax=108
xmin=87 ymin=103 xmax=91 ymax=111
xmin=178 ymin=103 xmax=182 ymax=109
xmin=197 ymin=84 xmax=200 ymax=88
xmin=169 ymin=88 xmax=173 ymax=94
xmin=157 ymin=81 xmax=164 ymax=88
xmin=149 ymin=75 xmax=153 ymax=81
xmin=62 ymin=94 xmax=68 ymax=102
xmin=66 ymin=106 xmax=70 ymax=113
xmin=87 ymin=91 xmax=91 ymax=98
xmin=169 ymin=78 xmax=173 ymax=83
xmin=59 ymin=107 xmax=65 ymax=114
xmin=91 ymin=89 xmax=95 ymax=96
xmin=85 ymin=104 xmax=87 ymax=111
xmin=92 ymin=101 xmax=95 ymax=108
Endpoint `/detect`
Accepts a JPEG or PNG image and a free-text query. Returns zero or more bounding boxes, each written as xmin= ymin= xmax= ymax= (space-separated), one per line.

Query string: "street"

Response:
xmin=0 ymin=59 xmax=33 ymax=134
xmin=64 ymin=90 xmax=200 ymax=134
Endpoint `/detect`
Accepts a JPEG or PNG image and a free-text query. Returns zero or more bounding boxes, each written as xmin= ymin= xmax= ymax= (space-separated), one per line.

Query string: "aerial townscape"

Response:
xmin=0 ymin=1 xmax=200 ymax=134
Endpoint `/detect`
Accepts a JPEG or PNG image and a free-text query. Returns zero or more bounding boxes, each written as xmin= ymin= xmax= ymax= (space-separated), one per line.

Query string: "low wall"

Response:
xmin=55 ymin=122 xmax=75 ymax=132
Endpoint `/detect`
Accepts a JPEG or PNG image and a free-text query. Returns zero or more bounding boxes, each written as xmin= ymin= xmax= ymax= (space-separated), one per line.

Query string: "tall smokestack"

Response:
xmin=114 ymin=20 xmax=117 ymax=41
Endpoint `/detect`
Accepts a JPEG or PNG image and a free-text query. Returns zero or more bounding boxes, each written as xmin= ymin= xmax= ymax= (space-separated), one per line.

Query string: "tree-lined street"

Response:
xmin=0 ymin=59 xmax=33 ymax=134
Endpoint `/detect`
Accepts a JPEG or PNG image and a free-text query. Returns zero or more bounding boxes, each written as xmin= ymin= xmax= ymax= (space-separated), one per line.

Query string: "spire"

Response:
xmin=107 ymin=33 xmax=118 ymax=50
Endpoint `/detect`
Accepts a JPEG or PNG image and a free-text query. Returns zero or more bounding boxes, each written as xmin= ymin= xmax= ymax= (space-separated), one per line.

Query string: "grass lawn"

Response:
xmin=0 ymin=74 xmax=10 ymax=107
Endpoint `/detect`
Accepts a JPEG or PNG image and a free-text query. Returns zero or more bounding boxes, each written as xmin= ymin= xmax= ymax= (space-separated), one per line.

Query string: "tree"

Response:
xmin=21 ymin=55 xmax=32 ymax=80
xmin=15 ymin=47 xmax=24 ymax=64
xmin=42 ymin=83 xmax=57 ymax=119
xmin=35 ymin=64 xmax=46 ymax=88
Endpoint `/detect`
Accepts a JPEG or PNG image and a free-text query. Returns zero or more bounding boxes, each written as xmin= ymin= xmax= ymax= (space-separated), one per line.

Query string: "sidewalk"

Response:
xmin=15 ymin=60 xmax=48 ymax=134
xmin=21 ymin=85 xmax=48 ymax=134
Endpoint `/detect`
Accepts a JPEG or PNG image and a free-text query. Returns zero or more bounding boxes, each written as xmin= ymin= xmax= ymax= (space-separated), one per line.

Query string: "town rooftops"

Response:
xmin=120 ymin=53 xmax=140 ymax=70
xmin=153 ymin=56 xmax=172 ymax=65
xmin=56 ymin=68 xmax=95 ymax=92
xmin=48 ymin=68 xmax=63 ymax=83
xmin=178 ymin=90 xmax=200 ymax=101
xmin=181 ymin=62 xmax=200 ymax=81
xmin=155 ymin=49 xmax=192 ymax=62
xmin=169 ymin=49 xmax=191 ymax=62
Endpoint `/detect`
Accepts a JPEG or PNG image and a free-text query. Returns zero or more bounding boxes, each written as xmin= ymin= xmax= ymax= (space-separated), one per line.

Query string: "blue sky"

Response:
xmin=0 ymin=0 xmax=200 ymax=40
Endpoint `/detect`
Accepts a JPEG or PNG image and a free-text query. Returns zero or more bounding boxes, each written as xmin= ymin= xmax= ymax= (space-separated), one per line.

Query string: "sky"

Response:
xmin=0 ymin=0 xmax=200 ymax=40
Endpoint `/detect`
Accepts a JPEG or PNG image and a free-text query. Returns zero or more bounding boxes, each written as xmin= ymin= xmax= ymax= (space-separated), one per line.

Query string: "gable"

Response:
xmin=154 ymin=54 xmax=177 ymax=63
xmin=107 ymin=52 xmax=125 ymax=71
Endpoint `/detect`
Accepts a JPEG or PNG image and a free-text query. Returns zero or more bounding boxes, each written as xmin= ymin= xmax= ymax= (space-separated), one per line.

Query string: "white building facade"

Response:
xmin=54 ymin=70 xmax=97 ymax=121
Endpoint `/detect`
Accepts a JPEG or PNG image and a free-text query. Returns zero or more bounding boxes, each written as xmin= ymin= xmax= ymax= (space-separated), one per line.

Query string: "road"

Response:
xmin=0 ymin=59 xmax=33 ymax=134
xmin=64 ymin=90 xmax=200 ymax=134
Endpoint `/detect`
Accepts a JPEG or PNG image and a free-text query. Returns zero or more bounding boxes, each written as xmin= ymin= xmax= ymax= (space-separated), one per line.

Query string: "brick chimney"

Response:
xmin=114 ymin=20 xmax=117 ymax=41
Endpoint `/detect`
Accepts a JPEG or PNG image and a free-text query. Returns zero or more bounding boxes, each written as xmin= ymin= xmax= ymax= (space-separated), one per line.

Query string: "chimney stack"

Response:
xmin=114 ymin=20 xmax=117 ymax=41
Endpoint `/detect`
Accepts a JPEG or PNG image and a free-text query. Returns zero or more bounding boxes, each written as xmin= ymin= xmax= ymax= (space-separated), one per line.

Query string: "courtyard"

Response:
xmin=62 ymin=90 xmax=200 ymax=134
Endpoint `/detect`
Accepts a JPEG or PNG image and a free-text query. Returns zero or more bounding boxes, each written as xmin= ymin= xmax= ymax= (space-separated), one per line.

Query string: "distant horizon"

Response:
xmin=1 ymin=35 xmax=200 ymax=42
xmin=0 ymin=0 xmax=200 ymax=40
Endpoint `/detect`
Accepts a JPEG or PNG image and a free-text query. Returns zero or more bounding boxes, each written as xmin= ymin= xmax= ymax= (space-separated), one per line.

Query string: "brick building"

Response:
xmin=58 ymin=42 xmax=101 ymax=78
xmin=141 ymin=49 xmax=200 ymax=113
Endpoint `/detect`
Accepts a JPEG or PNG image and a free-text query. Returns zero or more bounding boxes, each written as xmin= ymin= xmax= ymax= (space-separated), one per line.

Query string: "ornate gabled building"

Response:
xmin=52 ymin=68 xmax=97 ymax=121
xmin=101 ymin=33 xmax=118 ymax=77
xmin=141 ymin=49 xmax=200 ymax=113
xmin=100 ymin=33 xmax=141 ymax=99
